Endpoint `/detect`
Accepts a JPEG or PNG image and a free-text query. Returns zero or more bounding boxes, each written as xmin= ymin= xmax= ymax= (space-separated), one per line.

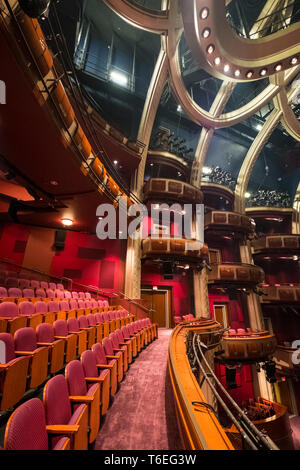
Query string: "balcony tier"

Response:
xmin=205 ymin=211 xmax=255 ymax=234
xmin=252 ymin=235 xmax=300 ymax=254
xmin=208 ymin=263 xmax=265 ymax=285
xmin=261 ymin=285 xmax=300 ymax=303
xmin=219 ymin=330 xmax=276 ymax=362
xmin=143 ymin=178 xmax=203 ymax=204
xmin=141 ymin=237 xmax=208 ymax=261
xmin=274 ymin=345 xmax=300 ymax=374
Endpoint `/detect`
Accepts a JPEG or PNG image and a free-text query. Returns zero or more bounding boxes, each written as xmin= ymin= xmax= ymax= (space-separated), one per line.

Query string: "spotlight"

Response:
xmin=18 ymin=0 xmax=51 ymax=18
xmin=61 ymin=218 xmax=73 ymax=226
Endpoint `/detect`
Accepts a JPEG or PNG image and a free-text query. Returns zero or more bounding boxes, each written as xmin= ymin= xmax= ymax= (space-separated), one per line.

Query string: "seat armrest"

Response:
xmin=69 ymin=396 xmax=94 ymax=403
xmin=105 ymin=355 xmax=118 ymax=360
xmin=54 ymin=336 xmax=67 ymax=339
xmin=37 ymin=342 xmax=52 ymax=346
xmin=119 ymin=342 xmax=127 ymax=346
xmin=96 ymin=364 xmax=114 ymax=369
xmin=15 ymin=351 xmax=33 ymax=356
xmin=113 ymin=348 xmax=123 ymax=352
xmin=68 ymin=330 xmax=80 ymax=334
xmin=85 ymin=377 xmax=104 ymax=383
xmin=46 ymin=425 xmax=79 ymax=435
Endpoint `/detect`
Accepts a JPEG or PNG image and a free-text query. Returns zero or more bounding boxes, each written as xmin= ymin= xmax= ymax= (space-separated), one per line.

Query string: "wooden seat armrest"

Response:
xmin=85 ymin=377 xmax=104 ymax=383
xmin=46 ymin=425 xmax=79 ymax=435
xmin=68 ymin=331 xmax=80 ymax=334
xmin=96 ymin=364 xmax=114 ymax=369
xmin=37 ymin=342 xmax=52 ymax=346
xmin=0 ymin=364 xmax=8 ymax=368
xmin=15 ymin=351 xmax=34 ymax=356
xmin=54 ymin=336 xmax=67 ymax=339
xmin=119 ymin=342 xmax=127 ymax=346
xmin=123 ymin=337 xmax=131 ymax=340
xmin=113 ymin=348 xmax=123 ymax=352
xmin=69 ymin=396 xmax=94 ymax=403
xmin=105 ymin=355 xmax=118 ymax=360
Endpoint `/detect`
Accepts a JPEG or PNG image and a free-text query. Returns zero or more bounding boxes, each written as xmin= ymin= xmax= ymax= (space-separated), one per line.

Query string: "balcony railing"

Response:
xmin=261 ymin=285 xmax=300 ymax=303
xmin=208 ymin=263 xmax=265 ymax=285
xmin=252 ymin=235 xmax=300 ymax=254
xmin=274 ymin=345 xmax=300 ymax=373
xmin=219 ymin=330 xmax=277 ymax=362
xmin=141 ymin=237 xmax=208 ymax=260
xmin=205 ymin=211 xmax=256 ymax=233
xmin=143 ymin=178 xmax=203 ymax=203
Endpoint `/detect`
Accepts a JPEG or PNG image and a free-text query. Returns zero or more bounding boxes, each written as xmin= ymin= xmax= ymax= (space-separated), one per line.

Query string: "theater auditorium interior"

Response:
xmin=0 ymin=0 xmax=300 ymax=453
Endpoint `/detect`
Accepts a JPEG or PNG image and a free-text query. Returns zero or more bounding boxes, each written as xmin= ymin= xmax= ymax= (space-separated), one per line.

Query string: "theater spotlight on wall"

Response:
xmin=18 ymin=0 xmax=51 ymax=18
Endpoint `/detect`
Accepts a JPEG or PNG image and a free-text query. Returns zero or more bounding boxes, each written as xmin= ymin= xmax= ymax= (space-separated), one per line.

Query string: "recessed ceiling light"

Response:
xmin=275 ymin=63 xmax=282 ymax=72
xmin=291 ymin=57 xmax=298 ymax=65
xmin=207 ymin=44 xmax=215 ymax=54
xmin=214 ymin=57 xmax=221 ymax=65
xmin=224 ymin=64 xmax=230 ymax=73
xmin=260 ymin=68 xmax=267 ymax=76
xmin=177 ymin=104 xmax=182 ymax=112
xmin=200 ymin=7 xmax=209 ymax=19
xmin=245 ymin=192 xmax=251 ymax=198
xmin=246 ymin=70 xmax=254 ymax=78
xmin=109 ymin=70 xmax=128 ymax=87
xmin=256 ymin=124 xmax=263 ymax=131
xmin=113 ymin=160 xmax=118 ymax=165
xmin=50 ymin=180 xmax=59 ymax=186
xmin=61 ymin=218 xmax=73 ymax=226
xmin=202 ymin=28 xmax=211 ymax=38
xmin=234 ymin=69 xmax=241 ymax=77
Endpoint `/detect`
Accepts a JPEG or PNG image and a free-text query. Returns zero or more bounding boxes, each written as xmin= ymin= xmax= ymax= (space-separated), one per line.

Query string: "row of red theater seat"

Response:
xmin=0 ymin=300 xmax=124 ymax=336
xmin=182 ymin=314 xmax=195 ymax=322
xmin=0 ymin=285 xmax=106 ymax=302
xmin=0 ymin=277 xmax=65 ymax=290
xmin=0 ymin=313 xmax=157 ymax=411
xmin=2 ymin=318 xmax=158 ymax=450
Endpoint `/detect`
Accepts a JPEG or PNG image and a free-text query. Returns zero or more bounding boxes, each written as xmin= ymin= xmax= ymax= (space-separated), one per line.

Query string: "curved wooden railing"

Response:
xmin=143 ymin=178 xmax=203 ymax=203
xmin=142 ymin=237 xmax=209 ymax=260
xmin=261 ymin=284 xmax=300 ymax=302
xmin=220 ymin=330 xmax=277 ymax=362
xmin=252 ymin=234 xmax=300 ymax=253
xmin=168 ymin=322 xmax=234 ymax=450
xmin=205 ymin=211 xmax=256 ymax=233
xmin=208 ymin=262 xmax=265 ymax=285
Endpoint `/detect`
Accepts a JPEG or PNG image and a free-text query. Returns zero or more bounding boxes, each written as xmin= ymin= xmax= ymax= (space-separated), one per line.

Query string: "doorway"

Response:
xmin=141 ymin=289 xmax=171 ymax=328
xmin=214 ymin=304 xmax=229 ymax=328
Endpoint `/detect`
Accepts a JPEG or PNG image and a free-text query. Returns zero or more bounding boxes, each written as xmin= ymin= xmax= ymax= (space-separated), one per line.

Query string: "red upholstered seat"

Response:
xmin=30 ymin=280 xmax=40 ymax=289
xmin=36 ymin=288 xmax=46 ymax=298
xmin=23 ymin=288 xmax=34 ymax=299
xmin=0 ymin=333 xmax=30 ymax=410
xmin=14 ymin=327 xmax=49 ymax=388
xmin=36 ymin=323 xmax=65 ymax=374
xmin=40 ymin=281 xmax=48 ymax=290
xmin=53 ymin=320 xmax=77 ymax=363
xmin=115 ymin=328 xmax=133 ymax=363
xmin=87 ymin=314 xmax=102 ymax=343
xmin=109 ymin=332 xmax=128 ymax=372
xmin=19 ymin=301 xmax=43 ymax=329
xmin=81 ymin=350 xmax=110 ymax=415
xmin=0 ymin=286 xmax=8 ymax=298
xmin=43 ymin=375 xmax=89 ymax=450
xmin=49 ymin=283 xmax=56 ymax=290
xmin=8 ymin=287 xmax=22 ymax=298
xmin=67 ymin=318 xmax=87 ymax=355
xmin=0 ymin=302 xmax=27 ymax=336
xmin=92 ymin=342 xmax=118 ymax=397
xmin=121 ymin=325 xmax=137 ymax=357
xmin=4 ymin=398 xmax=70 ymax=450
xmin=18 ymin=279 xmax=30 ymax=289
xmin=103 ymin=337 xmax=123 ymax=382
xmin=65 ymin=360 xmax=100 ymax=443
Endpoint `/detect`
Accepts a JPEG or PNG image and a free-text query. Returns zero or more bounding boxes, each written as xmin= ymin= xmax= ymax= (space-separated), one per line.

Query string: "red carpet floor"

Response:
xmin=94 ymin=329 xmax=182 ymax=450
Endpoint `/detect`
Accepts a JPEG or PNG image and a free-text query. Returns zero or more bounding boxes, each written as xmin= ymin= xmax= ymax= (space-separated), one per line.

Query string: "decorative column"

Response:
xmin=193 ymin=269 xmax=210 ymax=319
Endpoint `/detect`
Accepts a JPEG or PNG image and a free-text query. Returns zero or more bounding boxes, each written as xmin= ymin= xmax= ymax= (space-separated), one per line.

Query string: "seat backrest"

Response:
xmin=78 ymin=292 xmax=85 ymax=300
xmin=18 ymin=279 xmax=30 ymax=289
xmin=0 ymin=332 xmax=16 ymax=362
xmin=43 ymin=375 xmax=71 ymax=425
xmin=19 ymin=301 xmax=35 ymax=316
xmin=8 ymin=287 xmax=22 ymax=298
xmin=60 ymin=300 xmax=69 ymax=311
xmin=78 ymin=300 xmax=85 ymax=309
xmin=48 ymin=301 xmax=59 ymax=313
xmin=65 ymin=360 xmax=87 ymax=397
xmin=81 ymin=350 xmax=98 ymax=378
xmin=55 ymin=290 xmax=64 ymax=300
xmin=109 ymin=332 xmax=119 ymax=349
xmin=237 ymin=328 xmax=246 ymax=334
xmin=64 ymin=291 xmax=71 ymax=299
xmin=102 ymin=312 xmax=110 ymax=322
xmin=121 ymin=325 xmax=129 ymax=338
xmin=103 ymin=337 xmax=114 ymax=356
xmin=228 ymin=329 xmax=236 ymax=335
xmin=84 ymin=301 xmax=92 ymax=309
xmin=14 ymin=327 xmax=37 ymax=351
xmin=6 ymin=278 xmax=18 ymax=288
xmin=56 ymin=283 xmax=64 ymax=291
xmin=0 ymin=301 xmax=18 ymax=318
xmin=36 ymin=323 xmax=55 ymax=343
xmin=67 ymin=317 xmax=79 ymax=333
xmin=46 ymin=289 xmax=55 ymax=298
xmin=40 ymin=281 xmax=48 ymax=290
xmin=87 ymin=314 xmax=96 ymax=326
xmin=97 ymin=300 xmax=103 ymax=308
xmin=69 ymin=299 xmax=78 ymax=310
xmin=54 ymin=320 xmax=68 ymax=337
xmin=91 ymin=300 xmax=98 ymax=309
xmin=95 ymin=313 xmax=103 ymax=324
xmin=72 ymin=292 xmax=79 ymax=299
xmin=115 ymin=328 xmax=124 ymax=344
xmin=102 ymin=300 xmax=109 ymax=308
xmin=0 ymin=286 xmax=8 ymax=297
xmin=78 ymin=315 xmax=89 ymax=329
xmin=4 ymin=398 xmax=49 ymax=450
xmin=35 ymin=301 xmax=48 ymax=314
xmin=85 ymin=292 xmax=91 ymax=300
xmin=36 ymin=288 xmax=46 ymax=298
xmin=49 ymin=283 xmax=56 ymax=290
xmin=30 ymin=280 xmax=40 ymax=289
xmin=23 ymin=288 xmax=35 ymax=299
xmin=91 ymin=342 xmax=107 ymax=365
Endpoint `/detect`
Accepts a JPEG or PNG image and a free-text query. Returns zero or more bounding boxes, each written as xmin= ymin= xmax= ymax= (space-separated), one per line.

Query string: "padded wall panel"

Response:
xmin=99 ymin=260 xmax=115 ymax=289
xmin=63 ymin=269 xmax=82 ymax=279
xmin=14 ymin=240 xmax=27 ymax=253
xmin=77 ymin=247 xmax=106 ymax=260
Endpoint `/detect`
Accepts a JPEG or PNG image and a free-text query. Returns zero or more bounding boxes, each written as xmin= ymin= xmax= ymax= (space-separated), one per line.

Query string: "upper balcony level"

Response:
xmin=260 ymin=284 xmax=300 ymax=303
xmin=219 ymin=329 xmax=277 ymax=363
xmin=141 ymin=237 xmax=208 ymax=261
xmin=208 ymin=263 xmax=265 ymax=285
xmin=251 ymin=235 xmax=300 ymax=255
xmin=205 ymin=211 xmax=256 ymax=235
xmin=143 ymin=178 xmax=203 ymax=204
xmin=274 ymin=345 xmax=300 ymax=375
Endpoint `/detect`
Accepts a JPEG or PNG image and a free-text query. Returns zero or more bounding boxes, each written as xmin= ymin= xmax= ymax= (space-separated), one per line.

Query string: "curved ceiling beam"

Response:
xmin=102 ymin=0 xmax=170 ymax=34
xmin=181 ymin=0 xmax=300 ymax=83
xmin=190 ymin=80 xmax=236 ymax=187
xmin=271 ymin=72 xmax=300 ymax=141
xmin=234 ymin=109 xmax=283 ymax=214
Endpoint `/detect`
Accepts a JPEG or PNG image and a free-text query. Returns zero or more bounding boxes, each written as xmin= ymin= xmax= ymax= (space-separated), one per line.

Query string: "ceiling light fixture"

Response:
xmin=224 ymin=64 xmax=230 ymax=73
xmin=202 ymin=166 xmax=212 ymax=175
xmin=244 ymin=192 xmax=251 ymax=198
xmin=202 ymin=28 xmax=211 ymax=38
xmin=260 ymin=68 xmax=267 ymax=76
xmin=113 ymin=160 xmax=118 ymax=165
xmin=200 ymin=7 xmax=209 ymax=19
xmin=291 ymin=57 xmax=298 ymax=65
xmin=109 ymin=70 xmax=128 ymax=87
xmin=61 ymin=218 xmax=73 ymax=226
xmin=214 ymin=57 xmax=221 ymax=65
xmin=275 ymin=63 xmax=282 ymax=72
xmin=256 ymin=124 xmax=263 ymax=131
xmin=207 ymin=44 xmax=215 ymax=54
xmin=246 ymin=70 xmax=254 ymax=79
xmin=234 ymin=69 xmax=241 ymax=77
